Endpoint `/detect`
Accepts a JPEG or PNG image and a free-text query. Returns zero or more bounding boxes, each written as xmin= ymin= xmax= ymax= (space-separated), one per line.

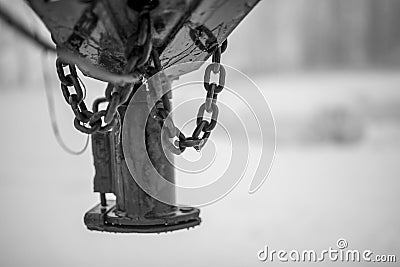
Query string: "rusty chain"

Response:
xmin=153 ymin=38 xmax=228 ymax=155
xmin=55 ymin=6 xmax=154 ymax=134
xmin=125 ymin=8 xmax=153 ymax=74
xmin=56 ymin=59 xmax=135 ymax=134
xmin=55 ymin=9 xmax=226 ymax=155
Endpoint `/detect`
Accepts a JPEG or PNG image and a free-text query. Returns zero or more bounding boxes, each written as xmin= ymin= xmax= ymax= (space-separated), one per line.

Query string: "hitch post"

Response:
xmin=85 ymin=85 xmax=201 ymax=233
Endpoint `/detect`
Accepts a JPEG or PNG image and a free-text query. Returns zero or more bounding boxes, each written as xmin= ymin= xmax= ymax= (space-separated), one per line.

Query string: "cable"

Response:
xmin=77 ymin=76 xmax=87 ymax=101
xmin=0 ymin=2 xmax=56 ymax=52
xmin=41 ymin=51 xmax=89 ymax=155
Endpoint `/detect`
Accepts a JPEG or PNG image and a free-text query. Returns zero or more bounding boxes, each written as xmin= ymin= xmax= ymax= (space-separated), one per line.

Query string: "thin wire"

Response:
xmin=0 ymin=2 xmax=56 ymax=52
xmin=41 ymin=51 xmax=90 ymax=155
xmin=77 ymin=75 xmax=87 ymax=101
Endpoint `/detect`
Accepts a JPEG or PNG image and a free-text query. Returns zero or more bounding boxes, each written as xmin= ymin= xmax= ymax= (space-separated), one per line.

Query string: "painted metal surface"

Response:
xmin=27 ymin=0 xmax=260 ymax=79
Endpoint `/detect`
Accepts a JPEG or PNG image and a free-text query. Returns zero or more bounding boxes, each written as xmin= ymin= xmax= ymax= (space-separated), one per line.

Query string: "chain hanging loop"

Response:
xmin=152 ymin=31 xmax=228 ymax=154
xmin=56 ymin=61 xmax=132 ymax=134
xmin=54 ymin=6 xmax=159 ymax=135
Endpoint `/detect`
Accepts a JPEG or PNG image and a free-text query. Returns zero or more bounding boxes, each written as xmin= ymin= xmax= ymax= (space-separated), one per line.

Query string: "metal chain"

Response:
xmin=55 ymin=15 xmax=226 ymax=150
xmin=124 ymin=8 xmax=153 ymax=74
xmin=56 ymin=59 xmax=134 ymax=134
xmin=55 ymin=7 xmax=154 ymax=135
xmin=154 ymin=39 xmax=228 ymax=155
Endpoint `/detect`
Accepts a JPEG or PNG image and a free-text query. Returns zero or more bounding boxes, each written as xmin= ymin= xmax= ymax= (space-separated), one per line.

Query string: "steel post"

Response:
xmin=85 ymin=85 xmax=201 ymax=233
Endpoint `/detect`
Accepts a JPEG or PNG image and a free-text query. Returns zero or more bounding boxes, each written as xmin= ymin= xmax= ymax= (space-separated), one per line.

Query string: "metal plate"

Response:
xmin=27 ymin=0 xmax=260 ymax=79
xmin=84 ymin=200 xmax=201 ymax=233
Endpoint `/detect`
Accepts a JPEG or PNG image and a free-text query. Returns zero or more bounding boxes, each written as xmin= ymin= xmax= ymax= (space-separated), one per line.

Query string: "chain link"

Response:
xmin=154 ymin=38 xmax=228 ymax=154
xmin=125 ymin=8 xmax=153 ymax=74
xmin=189 ymin=25 xmax=219 ymax=53
xmin=56 ymin=15 xmax=227 ymax=154
xmin=56 ymin=58 xmax=134 ymax=134
xmin=55 ymin=7 xmax=154 ymax=135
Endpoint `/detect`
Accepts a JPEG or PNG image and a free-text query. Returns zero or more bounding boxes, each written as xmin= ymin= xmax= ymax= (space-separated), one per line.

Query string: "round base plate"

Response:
xmin=84 ymin=200 xmax=201 ymax=233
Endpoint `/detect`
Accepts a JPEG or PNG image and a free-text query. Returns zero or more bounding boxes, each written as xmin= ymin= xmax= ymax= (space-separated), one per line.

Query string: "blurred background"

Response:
xmin=0 ymin=0 xmax=399 ymax=266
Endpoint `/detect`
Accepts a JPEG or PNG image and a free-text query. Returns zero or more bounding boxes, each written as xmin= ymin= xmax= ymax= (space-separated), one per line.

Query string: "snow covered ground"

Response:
xmin=0 ymin=71 xmax=399 ymax=266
